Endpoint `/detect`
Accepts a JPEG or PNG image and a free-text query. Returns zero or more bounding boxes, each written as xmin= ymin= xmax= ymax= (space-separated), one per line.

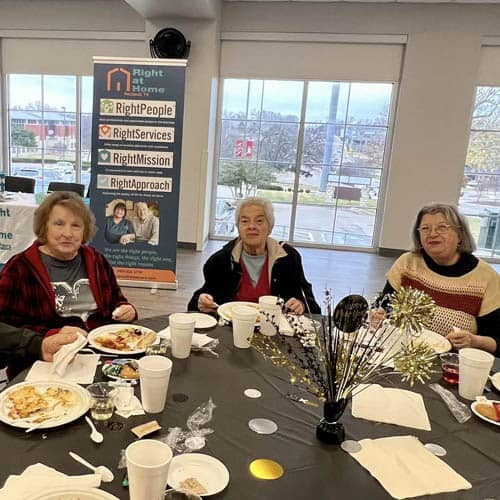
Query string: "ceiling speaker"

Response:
xmin=150 ymin=28 xmax=191 ymax=59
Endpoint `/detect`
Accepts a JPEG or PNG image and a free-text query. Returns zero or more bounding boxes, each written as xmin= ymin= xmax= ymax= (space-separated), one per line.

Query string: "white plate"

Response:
xmin=490 ymin=373 xmax=500 ymax=392
xmin=217 ymin=301 xmax=260 ymax=324
xmin=471 ymin=400 xmax=500 ymax=427
xmin=0 ymin=380 xmax=90 ymax=430
xmin=25 ymin=487 xmax=119 ymax=500
xmin=414 ymin=328 xmax=452 ymax=354
xmin=187 ymin=312 xmax=217 ymax=329
xmin=88 ymin=324 xmax=158 ymax=355
xmin=168 ymin=453 xmax=230 ymax=496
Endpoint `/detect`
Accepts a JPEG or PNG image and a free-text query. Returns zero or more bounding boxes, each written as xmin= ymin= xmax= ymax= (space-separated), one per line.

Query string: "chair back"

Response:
xmin=47 ymin=182 xmax=85 ymax=197
xmin=5 ymin=175 xmax=36 ymax=193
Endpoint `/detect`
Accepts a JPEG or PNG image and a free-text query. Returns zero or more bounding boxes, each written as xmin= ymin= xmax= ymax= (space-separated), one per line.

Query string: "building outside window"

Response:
xmin=7 ymin=74 xmax=93 ymax=193
xmin=460 ymin=86 xmax=500 ymax=260
xmin=212 ymin=78 xmax=394 ymax=249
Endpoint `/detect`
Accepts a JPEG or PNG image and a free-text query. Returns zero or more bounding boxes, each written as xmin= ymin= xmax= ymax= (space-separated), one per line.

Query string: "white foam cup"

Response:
xmin=169 ymin=313 xmax=196 ymax=359
xmin=126 ymin=439 xmax=173 ymax=500
xmin=458 ymin=348 xmax=494 ymax=400
xmin=138 ymin=355 xmax=173 ymax=413
xmin=258 ymin=295 xmax=281 ymax=336
xmin=232 ymin=305 xmax=257 ymax=348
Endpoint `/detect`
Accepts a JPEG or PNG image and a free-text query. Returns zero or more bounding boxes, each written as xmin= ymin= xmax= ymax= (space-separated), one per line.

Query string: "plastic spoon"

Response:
xmin=85 ymin=416 xmax=104 ymax=443
xmin=69 ymin=451 xmax=114 ymax=482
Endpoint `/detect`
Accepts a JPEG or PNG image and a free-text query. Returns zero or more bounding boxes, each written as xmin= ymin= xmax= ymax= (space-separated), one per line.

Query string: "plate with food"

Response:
xmin=25 ymin=487 xmax=119 ymax=500
xmin=413 ymin=328 xmax=452 ymax=354
xmin=217 ymin=301 xmax=260 ymax=324
xmin=88 ymin=324 xmax=158 ymax=354
xmin=102 ymin=358 xmax=139 ymax=381
xmin=0 ymin=380 xmax=90 ymax=430
xmin=490 ymin=373 xmax=500 ymax=393
xmin=168 ymin=453 xmax=230 ymax=496
xmin=471 ymin=399 xmax=500 ymax=427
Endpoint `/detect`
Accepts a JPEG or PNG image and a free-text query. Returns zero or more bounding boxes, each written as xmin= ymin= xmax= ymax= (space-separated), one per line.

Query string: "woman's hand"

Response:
xmin=198 ymin=293 xmax=218 ymax=313
xmin=112 ymin=304 xmax=136 ymax=322
xmin=285 ymin=297 xmax=305 ymax=315
xmin=446 ymin=328 xmax=474 ymax=349
xmin=369 ymin=307 xmax=386 ymax=330
xmin=41 ymin=327 xmax=87 ymax=361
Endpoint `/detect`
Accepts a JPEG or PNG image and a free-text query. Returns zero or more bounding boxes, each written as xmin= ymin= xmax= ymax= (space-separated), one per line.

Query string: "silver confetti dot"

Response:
xmin=424 ymin=443 xmax=447 ymax=457
xmin=341 ymin=440 xmax=362 ymax=453
xmin=248 ymin=418 xmax=278 ymax=434
xmin=244 ymin=388 xmax=262 ymax=399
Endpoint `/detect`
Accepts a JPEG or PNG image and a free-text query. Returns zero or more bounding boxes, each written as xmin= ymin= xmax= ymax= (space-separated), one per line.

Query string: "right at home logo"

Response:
xmin=106 ymin=67 xmax=131 ymax=93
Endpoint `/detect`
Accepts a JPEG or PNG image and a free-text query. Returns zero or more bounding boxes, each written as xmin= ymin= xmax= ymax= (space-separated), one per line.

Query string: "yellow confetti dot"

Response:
xmin=249 ymin=459 xmax=284 ymax=480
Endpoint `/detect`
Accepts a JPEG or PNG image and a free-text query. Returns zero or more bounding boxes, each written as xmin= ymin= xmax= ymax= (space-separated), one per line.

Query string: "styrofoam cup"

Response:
xmin=232 ymin=305 xmax=257 ymax=348
xmin=458 ymin=348 xmax=494 ymax=400
xmin=169 ymin=313 xmax=196 ymax=359
xmin=258 ymin=295 xmax=281 ymax=336
xmin=126 ymin=439 xmax=173 ymax=500
xmin=138 ymin=355 xmax=173 ymax=413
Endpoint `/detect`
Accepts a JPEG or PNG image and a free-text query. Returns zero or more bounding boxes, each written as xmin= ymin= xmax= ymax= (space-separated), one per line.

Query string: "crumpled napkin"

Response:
xmin=157 ymin=327 xmax=215 ymax=348
xmin=0 ymin=463 xmax=103 ymax=499
xmin=52 ymin=333 xmax=88 ymax=377
xmin=113 ymin=385 xmax=145 ymax=418
xmin=347 ymin=435 xmax=471 ymax=499
xmin=352 ymin=384 xmax=431 ymax=431
xmin=27 ymin=354 xmax=100 ymax=385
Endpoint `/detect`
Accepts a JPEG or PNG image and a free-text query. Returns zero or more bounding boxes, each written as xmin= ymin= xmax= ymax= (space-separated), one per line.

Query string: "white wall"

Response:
xmin=2 ymin=1 xmax=500 ymax=250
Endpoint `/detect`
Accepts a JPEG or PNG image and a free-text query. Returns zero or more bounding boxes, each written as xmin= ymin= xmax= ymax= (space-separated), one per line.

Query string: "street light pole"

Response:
xmin=62 ymin=106 xmax=66 ymax=160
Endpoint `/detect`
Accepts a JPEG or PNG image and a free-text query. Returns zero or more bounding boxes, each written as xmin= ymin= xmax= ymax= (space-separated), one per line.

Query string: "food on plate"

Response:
xmin=179 ymin=477 xmax=208 ymax=495
xmin=102 ymin=359 xmax=139 ymax=380
xmin=94 ymin=328 xmax=156 ymax=351
xmin=6 ymin=385 xmax=78 ymax=422
xmin=475 ymin=402 xmax=500 ymax=422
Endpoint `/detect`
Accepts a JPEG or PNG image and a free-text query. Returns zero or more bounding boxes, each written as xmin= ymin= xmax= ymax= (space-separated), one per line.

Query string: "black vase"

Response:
xmin=316 ymin=398 xmax=348 ymax=445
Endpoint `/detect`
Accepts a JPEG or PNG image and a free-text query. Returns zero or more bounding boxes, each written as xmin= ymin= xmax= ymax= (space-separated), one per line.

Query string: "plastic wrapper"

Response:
xmin=429 ymin=383 xmax=471 ymax=423
xmin=163 ymin=398 xmax=216 ymax=453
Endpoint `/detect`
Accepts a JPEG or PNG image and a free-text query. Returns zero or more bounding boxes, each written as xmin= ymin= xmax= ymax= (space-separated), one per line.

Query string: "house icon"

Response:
xmin=106 ymin=68 xmax=131 ymax=92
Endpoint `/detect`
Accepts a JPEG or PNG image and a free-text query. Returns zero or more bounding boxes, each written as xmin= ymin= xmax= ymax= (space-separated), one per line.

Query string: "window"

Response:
xmin=7 ymin=74 xmax=93 ymax=193
xmin=460 ymin=87 xmax=500 ymax=259
xmin=212 ymin=78 xmax=394 ymax=248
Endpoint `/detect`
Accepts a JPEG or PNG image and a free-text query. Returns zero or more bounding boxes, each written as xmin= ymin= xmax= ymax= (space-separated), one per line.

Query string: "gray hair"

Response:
xmin=235 ymin=197 xmax=275 ymax=231
xmin=411 ymin=203 xmax=476 ymax=253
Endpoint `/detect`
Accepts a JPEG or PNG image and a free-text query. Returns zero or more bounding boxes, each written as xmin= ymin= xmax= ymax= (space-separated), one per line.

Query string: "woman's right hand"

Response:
xmin=369 ymin=307 xmax=386 ymax=330
xmin=198 ymin=293 xmax=217 ymax=313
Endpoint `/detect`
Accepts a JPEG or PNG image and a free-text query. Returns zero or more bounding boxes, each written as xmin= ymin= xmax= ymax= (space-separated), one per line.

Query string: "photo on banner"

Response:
xmin=89 ymin=57 xmax=186 ymax=288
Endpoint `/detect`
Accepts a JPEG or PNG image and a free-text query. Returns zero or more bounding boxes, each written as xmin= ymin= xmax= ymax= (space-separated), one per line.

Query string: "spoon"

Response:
xmin=69 ymin=451 xmax=114 ymax=482
xmin=85 ymin=416 xmax=104 ymax=443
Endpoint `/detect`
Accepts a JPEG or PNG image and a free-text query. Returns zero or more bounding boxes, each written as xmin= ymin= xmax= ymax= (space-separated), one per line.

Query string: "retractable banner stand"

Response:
xmin=89 ymin=57 xmax=187 ymax=289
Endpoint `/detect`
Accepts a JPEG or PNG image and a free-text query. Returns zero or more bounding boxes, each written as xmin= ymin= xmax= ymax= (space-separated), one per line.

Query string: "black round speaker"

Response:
xmin=150 ymin=28 xmax=191 ymax=59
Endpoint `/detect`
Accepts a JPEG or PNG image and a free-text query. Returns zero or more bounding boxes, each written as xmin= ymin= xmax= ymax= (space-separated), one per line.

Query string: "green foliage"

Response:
xmin=11 ymin=127 xmax=37 ymax=148
xmin=218 ymin=161 xmax=277 ymax=198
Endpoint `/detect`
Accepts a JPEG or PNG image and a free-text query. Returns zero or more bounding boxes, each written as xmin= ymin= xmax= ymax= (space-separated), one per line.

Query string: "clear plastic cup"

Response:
xmin=86 ymin=382 xmax=115 ymax=421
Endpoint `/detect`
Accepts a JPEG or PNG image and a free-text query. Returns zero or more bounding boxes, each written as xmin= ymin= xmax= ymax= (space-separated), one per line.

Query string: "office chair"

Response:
xmin=47 ymin=182 xmax=85 ymax=197
xmin=5 ymin=175 xmax=36 ymax=193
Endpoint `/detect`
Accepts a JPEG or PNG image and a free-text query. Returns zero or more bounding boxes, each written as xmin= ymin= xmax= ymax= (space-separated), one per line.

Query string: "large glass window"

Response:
xmin=460 ymin=87 xmax=500 ymax=259
xmin=7 ymin=74 xmax=93 ymax=193
xmin=212 ymin=78 xmax=394 ymax=248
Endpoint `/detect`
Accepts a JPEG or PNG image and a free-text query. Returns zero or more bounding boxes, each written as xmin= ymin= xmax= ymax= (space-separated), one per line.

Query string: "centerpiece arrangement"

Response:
xmin=250 ymin=286 xmax=437 ymax=444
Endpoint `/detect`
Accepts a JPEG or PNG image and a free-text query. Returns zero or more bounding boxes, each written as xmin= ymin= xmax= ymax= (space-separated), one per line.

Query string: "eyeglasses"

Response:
xmin=417 ymin=223 xmax=456 ymax=235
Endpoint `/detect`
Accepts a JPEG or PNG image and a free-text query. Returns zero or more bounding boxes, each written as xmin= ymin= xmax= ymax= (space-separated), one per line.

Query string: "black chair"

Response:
xmin=5 ymin=175 xmax=35 ymax=193
xmin=47 ymin=182 xmax=85 ymax=197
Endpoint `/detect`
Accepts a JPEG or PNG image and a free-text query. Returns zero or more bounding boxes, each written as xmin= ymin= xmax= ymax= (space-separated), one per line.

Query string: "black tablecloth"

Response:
xmin=1 ymin=316 xmax=499 ymax=500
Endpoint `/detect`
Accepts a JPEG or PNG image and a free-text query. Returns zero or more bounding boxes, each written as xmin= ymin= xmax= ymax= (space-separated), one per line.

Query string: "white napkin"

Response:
xmin=352 ymin=384 xmax=431 ymax=431
xmin=114 ymin=385 xmax=145 ymax=418
xmin=157 ymin=327 xmax=215 ymax=348
xmin=52 ymin=333 xmax=88 ymax=377
xmin=0 ymin=463 xmax=103 ymax=499
xmin=26 ymin=354 xmax=100 ymax=385
xmin=348 ymin=436 xmax=471 ymax=499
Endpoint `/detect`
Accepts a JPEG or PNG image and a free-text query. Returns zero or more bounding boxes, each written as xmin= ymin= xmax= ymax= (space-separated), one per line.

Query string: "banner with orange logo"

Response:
xmin=89 ymin=57 xmax=187 ymax=288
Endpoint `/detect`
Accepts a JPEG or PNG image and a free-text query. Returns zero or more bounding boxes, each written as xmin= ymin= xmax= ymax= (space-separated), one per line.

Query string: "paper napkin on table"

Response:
xmin=352 ymin=384 xmax=431 ymax=431
xmin=347 ymin=435 xmax=471 ymax=499
xmin=26 ymin=354 xmax=100 ymax=385
xmin=157 ymin=327 xmax=215 ymax=348
xmin=114 ymin=386 xmax=145 ymax=418
xmin=0 ymin=463 xmax=104 ymax=499
xmin=52 ymin=332 xmax=88 ymax=376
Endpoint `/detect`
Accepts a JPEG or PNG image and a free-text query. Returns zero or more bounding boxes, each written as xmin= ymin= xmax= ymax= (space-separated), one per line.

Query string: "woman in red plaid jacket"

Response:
xmin=0 ymin=191 xmax=137 ymax=376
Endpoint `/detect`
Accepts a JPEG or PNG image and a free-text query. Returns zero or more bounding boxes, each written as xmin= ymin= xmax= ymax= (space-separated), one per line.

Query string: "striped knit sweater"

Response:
xmin=386 ymin=252 xmax=500 ymax=342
